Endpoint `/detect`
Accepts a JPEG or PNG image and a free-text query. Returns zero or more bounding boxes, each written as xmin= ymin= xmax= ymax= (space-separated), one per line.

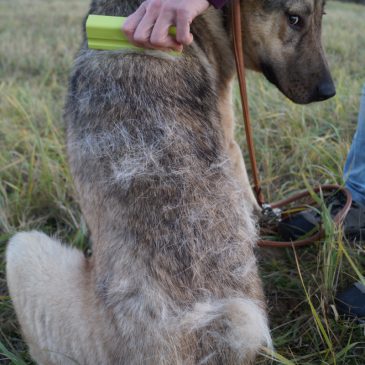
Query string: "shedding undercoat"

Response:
xmin=7 ymin=0 xmax=334 ymax=361
xmin=12 ymin=0 xmax=343 ymax=363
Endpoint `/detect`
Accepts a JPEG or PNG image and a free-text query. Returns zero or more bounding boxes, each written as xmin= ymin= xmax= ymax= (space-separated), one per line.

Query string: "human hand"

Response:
xmin=122 ymin=0 xmax=210 ymax=52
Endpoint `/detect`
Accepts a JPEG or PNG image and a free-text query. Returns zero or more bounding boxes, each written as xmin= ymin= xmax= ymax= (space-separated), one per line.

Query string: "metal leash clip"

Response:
xmin=261 ymin=203 xmax=282 ymax=225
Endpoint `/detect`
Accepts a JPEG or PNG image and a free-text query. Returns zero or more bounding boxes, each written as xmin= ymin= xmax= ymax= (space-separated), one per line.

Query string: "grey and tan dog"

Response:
xmin=7 ymin=0 xmax=334 ymax=364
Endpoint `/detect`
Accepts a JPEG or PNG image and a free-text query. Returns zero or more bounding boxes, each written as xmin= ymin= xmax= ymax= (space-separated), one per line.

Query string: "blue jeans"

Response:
xmin=344 ymin=84 xmax=365 ymax=205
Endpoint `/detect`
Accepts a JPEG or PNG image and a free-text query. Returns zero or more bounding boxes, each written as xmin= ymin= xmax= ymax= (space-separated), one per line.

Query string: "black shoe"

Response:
xmin=277 ymin=209 xmax=320 ymax=241
xmin=335 ymin=282 xmax=365 ymax=323
xmin=277 ymin=193 xmax=365 ymax=242
xmin=343 ymin=200 xmax=365 ymax=241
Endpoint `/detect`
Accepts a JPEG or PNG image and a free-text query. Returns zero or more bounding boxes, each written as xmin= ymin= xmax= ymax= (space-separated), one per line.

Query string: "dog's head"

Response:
xmin=241 ymin=0 xmax=335 ymax=104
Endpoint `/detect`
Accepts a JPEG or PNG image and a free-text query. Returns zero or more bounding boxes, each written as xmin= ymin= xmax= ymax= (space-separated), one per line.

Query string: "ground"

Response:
xmin=0 ymin=0 xmax=365 ymax=364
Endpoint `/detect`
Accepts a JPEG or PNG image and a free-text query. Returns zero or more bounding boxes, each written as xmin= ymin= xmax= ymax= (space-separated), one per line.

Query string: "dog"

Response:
xmin=6 ymin=0 xmax=334 ymax=364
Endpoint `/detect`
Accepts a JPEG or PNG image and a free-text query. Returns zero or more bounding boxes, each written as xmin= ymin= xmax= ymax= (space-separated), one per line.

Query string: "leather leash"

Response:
xmin=230 ymin=0 xmax=352 ymax=247
xmin=231 ymin=0 xmax=264 ymax=206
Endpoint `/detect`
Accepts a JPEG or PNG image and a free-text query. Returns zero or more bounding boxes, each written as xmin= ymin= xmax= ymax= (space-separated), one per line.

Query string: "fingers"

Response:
xmin=175 ymin=8 xmax=193 ymax=45
xmin=133 ymin=1 xmax=162 ymax=48
xmin=122 ymin=2 xmax=148 ymax=43
xmin=123 ymin=0 xmax=168 ymax=50
xmin=122 ymin=0 xmax=193 ymax=52
xmin=150 ymin=9 xmax=183 ymax=51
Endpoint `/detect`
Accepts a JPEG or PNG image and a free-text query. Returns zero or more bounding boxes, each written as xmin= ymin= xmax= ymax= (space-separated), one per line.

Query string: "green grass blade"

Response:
xmin=0 ymin=341 xmax=28 ymax=365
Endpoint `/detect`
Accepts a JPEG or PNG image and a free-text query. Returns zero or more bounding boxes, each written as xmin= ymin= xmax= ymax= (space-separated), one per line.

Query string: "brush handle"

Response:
xmin=86 ymin=15 xmax=177 ymax=51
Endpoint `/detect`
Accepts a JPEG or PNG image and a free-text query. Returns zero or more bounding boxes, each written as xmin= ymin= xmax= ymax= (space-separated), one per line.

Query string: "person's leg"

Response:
xmin=335 ymin=84 xmax=365 ymax=323
xmin=343 ymin=84 xmax=365 ymax=205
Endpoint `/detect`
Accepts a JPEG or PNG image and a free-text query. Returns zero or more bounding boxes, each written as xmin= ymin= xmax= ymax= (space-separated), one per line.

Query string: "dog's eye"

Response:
xmin=288 ymin=15 xmax=302 ymax=28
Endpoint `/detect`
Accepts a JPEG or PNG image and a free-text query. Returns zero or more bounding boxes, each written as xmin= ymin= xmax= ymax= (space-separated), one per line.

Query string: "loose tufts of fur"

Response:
xmin=12 ymin=0 xmax=341 ymax=363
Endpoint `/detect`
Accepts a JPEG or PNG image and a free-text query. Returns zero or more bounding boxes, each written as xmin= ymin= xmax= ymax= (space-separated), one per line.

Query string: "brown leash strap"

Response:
xmin=257 ymin=185 xmax=352 ymax=247
xmin=230 ymin=0 xmax=352 ymax=247
xmin=231 ymin=0 xmax=264 ymax=206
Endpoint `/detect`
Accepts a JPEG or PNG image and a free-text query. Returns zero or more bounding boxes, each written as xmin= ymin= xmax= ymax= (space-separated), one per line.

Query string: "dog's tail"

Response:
xmin=178 ymin=298 xmax=272 ymax=364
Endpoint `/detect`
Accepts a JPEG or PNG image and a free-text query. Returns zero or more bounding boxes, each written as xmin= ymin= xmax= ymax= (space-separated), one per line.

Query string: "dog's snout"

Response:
xmin=313 ymin=77 xmax=336 ymax=102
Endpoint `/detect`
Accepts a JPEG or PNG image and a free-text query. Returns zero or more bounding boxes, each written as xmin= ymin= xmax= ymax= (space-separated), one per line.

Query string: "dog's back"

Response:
xmin=7 ymin=1 xmax=271 ymax=364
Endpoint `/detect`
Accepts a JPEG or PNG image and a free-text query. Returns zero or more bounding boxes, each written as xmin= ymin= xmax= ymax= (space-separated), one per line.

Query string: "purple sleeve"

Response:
xmin=208 ymin=0 xmax=229 ymax=9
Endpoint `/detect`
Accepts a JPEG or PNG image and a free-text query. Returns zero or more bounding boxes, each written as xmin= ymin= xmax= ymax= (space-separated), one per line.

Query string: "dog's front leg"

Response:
xmin=218 ymin=80 xmax=261 ymax=215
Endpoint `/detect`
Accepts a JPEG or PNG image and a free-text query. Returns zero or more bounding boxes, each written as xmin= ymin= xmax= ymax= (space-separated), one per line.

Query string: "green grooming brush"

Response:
xmin=86 ymin=15 xmax=178 ymax=52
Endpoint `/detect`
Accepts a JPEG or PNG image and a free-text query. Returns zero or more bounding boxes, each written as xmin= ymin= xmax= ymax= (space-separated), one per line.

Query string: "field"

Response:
xmin=1 ymin=0 xmax=365 ymax=363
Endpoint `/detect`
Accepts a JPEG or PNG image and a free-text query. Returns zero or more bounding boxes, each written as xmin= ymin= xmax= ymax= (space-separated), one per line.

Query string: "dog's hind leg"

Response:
xmin=6 ymin=231 xmax=100 ymax=365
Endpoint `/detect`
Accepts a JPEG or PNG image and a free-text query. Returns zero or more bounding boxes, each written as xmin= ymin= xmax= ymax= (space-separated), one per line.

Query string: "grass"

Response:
xmin=0 ymin=0 xmax=365 ymax=363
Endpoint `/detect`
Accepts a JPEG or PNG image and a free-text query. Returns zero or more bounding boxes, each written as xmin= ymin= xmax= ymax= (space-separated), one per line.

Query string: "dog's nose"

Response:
xmin=313 ymin=78 xmax=336 ymax=102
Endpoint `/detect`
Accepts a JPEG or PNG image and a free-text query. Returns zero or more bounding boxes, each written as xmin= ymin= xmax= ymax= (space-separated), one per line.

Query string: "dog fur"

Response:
xmin=7 ymin=0 xmax=333 ymax=364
